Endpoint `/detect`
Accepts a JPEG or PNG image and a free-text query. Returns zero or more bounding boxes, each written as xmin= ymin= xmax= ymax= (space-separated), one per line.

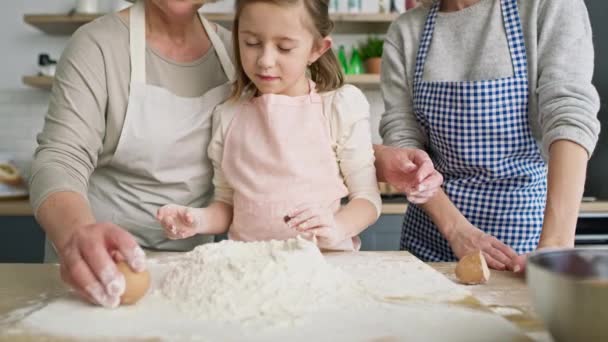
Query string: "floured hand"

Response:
xmin=157 ymin=204 xmax=205 ymax=240
xmin=375 ymin=146 xmax=443 ymax=204
xmin=286 ymin=204 xmax=346 ymax=249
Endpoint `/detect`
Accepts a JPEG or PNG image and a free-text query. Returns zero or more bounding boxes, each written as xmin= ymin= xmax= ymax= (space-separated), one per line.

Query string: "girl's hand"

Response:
xmin=286 ymin=204 xmax=346 ymax=249
xmin=375 ymin=146 xmax=443 ymax=204
xmin=156 ymin=204 xmax=204 ymax=240
xmin=446 ymin=219 xmax=520 ymax=271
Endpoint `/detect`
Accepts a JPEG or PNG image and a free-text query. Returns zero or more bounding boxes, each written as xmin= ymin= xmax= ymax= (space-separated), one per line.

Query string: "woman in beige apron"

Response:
xmin=31 ymin=0 xmax=234 ymax=308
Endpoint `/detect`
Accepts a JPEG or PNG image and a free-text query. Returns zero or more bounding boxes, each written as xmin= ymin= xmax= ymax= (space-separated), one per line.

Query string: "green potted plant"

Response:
xmin=359 ymin=36 xmax=384 ymax=74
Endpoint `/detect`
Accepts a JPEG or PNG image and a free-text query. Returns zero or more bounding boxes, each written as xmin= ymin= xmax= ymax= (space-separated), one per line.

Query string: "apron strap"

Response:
xmin=414 ymin=0 xmax=528 ymax=83
xmin=413 ymin=1 xmax=440 ymax=83
xmin=200 ymin=15 xmax=236 ymax=83
xmin=501 ymin=0 xmax=528 ymax=78
xmin=129 ymin=0 xmax=147 ymax=84
xmin=129 ymin=1 xmax=236 ymax=85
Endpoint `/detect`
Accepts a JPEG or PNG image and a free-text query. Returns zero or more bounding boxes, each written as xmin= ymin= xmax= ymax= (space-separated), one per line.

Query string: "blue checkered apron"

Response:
xmin=400 ymin=0 xmax=547 ymax=261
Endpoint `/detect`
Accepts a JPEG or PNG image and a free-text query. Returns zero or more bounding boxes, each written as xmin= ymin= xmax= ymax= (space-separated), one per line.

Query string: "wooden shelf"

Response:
xmin=202 ymin=12 xmax=399 ymax=23
xmin=344 ymin=74 xmax=380 ymax=87
xmin=22 ymin=74 xmax=380 ymax=90
xmin=24 ymin=12 xmax=398 ymax=35
xmin=22 ymin=75 xmax=53 ymax=90
xmin=330 ymin=13 xmax=399 ymax=22
xmin=24 ymin=13 xmax=102 ymax=35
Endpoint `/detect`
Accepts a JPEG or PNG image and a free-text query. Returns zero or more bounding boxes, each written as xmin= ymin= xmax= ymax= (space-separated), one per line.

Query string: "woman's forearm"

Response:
xmin=539 ymin=140 xmax=588 ymax=248
xmin=35 ymin=191 xmax=96 ymax=251
xmin=419 ymin=189 xmax=466 ymax=240
xmin=335 ymin=198 xmax=378 ymax=238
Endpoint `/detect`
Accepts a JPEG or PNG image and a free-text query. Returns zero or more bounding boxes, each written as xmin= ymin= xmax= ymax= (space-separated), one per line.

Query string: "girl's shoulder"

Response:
xmin=319 ymin=85 xmax=369 ymax=114
xmin=318 ymin=85 xmax=371 ymax=143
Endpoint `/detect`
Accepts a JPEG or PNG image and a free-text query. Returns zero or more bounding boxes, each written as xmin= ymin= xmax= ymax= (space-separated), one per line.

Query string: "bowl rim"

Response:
xmin=527 ymin=248 xmax=608 ymax=282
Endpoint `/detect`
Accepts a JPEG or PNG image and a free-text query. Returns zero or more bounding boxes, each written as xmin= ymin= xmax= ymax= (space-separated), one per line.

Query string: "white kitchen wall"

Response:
xmin=0 ymin=1 xmax=386 ymax=177
xmin=0 ymin=89 xmax=49 ymax=177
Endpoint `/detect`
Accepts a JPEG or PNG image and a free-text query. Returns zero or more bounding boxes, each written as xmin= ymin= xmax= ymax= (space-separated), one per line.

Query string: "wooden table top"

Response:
xmin=0 ymin=260 xmax=551 ymax=341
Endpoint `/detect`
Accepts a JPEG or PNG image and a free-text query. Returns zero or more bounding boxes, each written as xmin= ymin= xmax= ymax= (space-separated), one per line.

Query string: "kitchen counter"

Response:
xmin=430 ymin=263 xmax=550 ymax=341
xmin=0 ymin=197 xmax=31 ymax=216
xmin=0 ymin=260 xmax=551 ymax=341
xmin=2 ymin=197 xmax=608 ymax=217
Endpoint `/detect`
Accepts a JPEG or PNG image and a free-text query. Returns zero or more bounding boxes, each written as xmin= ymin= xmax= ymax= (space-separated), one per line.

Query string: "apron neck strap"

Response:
xmin=199 ymin=15 xmax=236 ymax=83
xmin=413 ymin=1 xmax=440 ymax=83
xmin=414 ymin=0 xmax=527 ymax=83
xmin=129 ymin=0 xmax=147 ymax=84
xmin=129 ymin=0 xmax=236 ymax=85
xmin=500 ymin=0 xmax=528 ymax=78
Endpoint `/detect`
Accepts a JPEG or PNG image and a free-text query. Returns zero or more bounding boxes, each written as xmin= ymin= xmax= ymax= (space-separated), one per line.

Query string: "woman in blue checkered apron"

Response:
xmin=374 ymin=0 xmax=600 ymax=271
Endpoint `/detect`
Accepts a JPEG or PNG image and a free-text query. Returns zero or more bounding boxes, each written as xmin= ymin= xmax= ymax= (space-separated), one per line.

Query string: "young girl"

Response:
xmin=156 ymin=0 xmax=381 ymax=251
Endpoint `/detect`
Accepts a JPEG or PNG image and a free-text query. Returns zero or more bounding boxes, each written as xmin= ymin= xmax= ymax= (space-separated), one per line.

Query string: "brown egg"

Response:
xmin=455 ymin=250 xmax=490 ymax=285
xmin=115 ymin=261 xmax=151 ymax=305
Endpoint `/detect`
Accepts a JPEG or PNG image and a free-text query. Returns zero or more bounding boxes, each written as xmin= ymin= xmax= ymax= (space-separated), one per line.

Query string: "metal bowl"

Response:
xmin=527 ymin=248 xmax=608 ymax=342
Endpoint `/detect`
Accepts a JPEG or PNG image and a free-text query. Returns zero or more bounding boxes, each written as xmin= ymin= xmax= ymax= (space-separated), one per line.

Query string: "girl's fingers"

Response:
xmin=159 ymin=215 xmax=171 ymax=229
xmin=307 ymin=227 xmax=330 ymax=239
xmin=288 ymin=208 xmax=316 ymax=227
xmin=287 ymin=203 xmax=314 ymax=219
xmin=295 ymin=216 xmax=322 ymax=231
xmin=176 ymin=207 xmax=194 ymax=226
xmin=183 ymin=209 xmax=194 ymax=225
xmin=156 ymin=205 xmax=176 ymax=220
xmin=163 ymin=216 xmax=174 ymax=231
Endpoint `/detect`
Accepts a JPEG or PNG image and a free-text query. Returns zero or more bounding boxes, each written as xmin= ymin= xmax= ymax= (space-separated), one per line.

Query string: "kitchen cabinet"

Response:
xmin=3 ymin=198 xmax=608 ymax=262
xmin=360 ymin=214 xmax=403 ymax=251
xmin=0 ymin=216 xmax=45 ymax=263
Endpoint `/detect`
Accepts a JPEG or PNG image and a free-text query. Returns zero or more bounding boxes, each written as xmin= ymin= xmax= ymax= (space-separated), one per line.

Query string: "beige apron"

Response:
xmin=223 ymin=80 xmax=360 ymax=251
xmin=45 ymin=1 xmax=235 ymax=261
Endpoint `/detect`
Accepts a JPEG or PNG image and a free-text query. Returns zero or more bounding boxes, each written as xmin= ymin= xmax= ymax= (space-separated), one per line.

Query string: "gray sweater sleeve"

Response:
xmin=536 ymin=0 xmax=600 ymax=158
xmin=379 ymin=30 xmax=427 ymax=150
xmin=29 ymin=27 xmax=106 ymax=213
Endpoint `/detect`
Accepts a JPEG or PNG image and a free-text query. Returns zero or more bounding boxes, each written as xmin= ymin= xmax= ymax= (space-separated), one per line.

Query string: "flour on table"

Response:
xmin=325 ymin=253 xmax=471 ymax=302
xmin=2 ymin=238 xmax=526 ymax=341
xmin=160 ymin=236 xmax=366 ymax=325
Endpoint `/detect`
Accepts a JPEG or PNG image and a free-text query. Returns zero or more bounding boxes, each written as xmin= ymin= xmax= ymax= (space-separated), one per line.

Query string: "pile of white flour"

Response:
xmin=160 ymin=237 xmax=366 ymax=326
